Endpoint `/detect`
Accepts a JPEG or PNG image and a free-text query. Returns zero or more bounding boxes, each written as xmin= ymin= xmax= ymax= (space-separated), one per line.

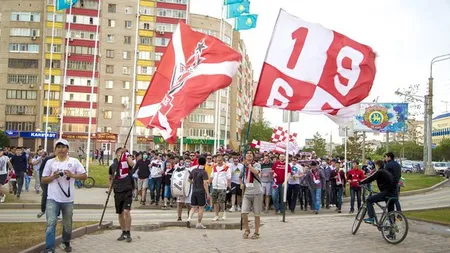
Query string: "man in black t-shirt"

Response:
xmin=187 ymin=156 xmax=210 ymax=229
xmin=112 ymin=147 xmax=134 ymax=243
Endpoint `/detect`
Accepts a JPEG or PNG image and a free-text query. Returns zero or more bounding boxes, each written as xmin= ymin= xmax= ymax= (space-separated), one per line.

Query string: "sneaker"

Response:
xmin=0 ymin=194 xmax=6 ymax=203
xmin=117 ymin=232 xmax=126 ymax=241
xmin=205 ymin=205 xmax=212 ymax=212
xmin=397 ymin=215 xmax=403 ymax=222
xmin=364 ymin=217 xmax=374 ymax=224
xmin=37 ymin=212 xmax=45 ymax=218
xmin=60 ymin=242 xmax=72 ymax=252
xmin=222 ymin=212 xmax=227 ymax=220
xmin=338 ymin=210 xmax=342 ymax=213
xmin=237 ymin=206 xmax=241 ymax=211
xmin=177 ymin=217 xmax=182 ymax=221
xmin=187 ymin=217 xmax=191 ymax=228
xmin=290 ymin=210 xmax=295 ymax=214
xmin=44 ymin=249 xmax=55 ymax=253
xmin=314 ymin=211 xmax=318 ymax=215
xmin=212 ymin=216 xmax=219 ymax=221
xmin=196 ymin=223 xmax=206 ymax=229
xmin=229 ymin=206 xmax=235 ymax=212
xmin=349 ymin=210 xmax=354 ymax=214
xmin=276 ymin=210 xmax=281 ymax=215
xmin=264 ymin=209 xmax=269 ymax=214
xmin=126 ymin=234 xmax=132 ymax=243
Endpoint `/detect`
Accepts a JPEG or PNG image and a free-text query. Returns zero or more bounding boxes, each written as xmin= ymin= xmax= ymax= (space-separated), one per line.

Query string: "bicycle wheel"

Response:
xmin=83 ymin=177 xmax=95 ymax=189
xmin=381 ymin=211 xmax=408 ymax=244
xmin=351 ymin=205 xmax=367 ymax=235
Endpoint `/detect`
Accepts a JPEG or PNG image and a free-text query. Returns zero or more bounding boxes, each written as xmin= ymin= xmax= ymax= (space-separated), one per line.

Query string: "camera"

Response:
xmin=58 ymin=169 xmax=65 ymax=177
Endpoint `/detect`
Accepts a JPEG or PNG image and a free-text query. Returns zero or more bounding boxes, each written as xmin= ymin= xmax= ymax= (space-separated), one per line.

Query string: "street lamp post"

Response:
xmin=426 ymin=54 xmax=450 ymax=175
xmin=395 ymin=90 xmax=427 ymax=171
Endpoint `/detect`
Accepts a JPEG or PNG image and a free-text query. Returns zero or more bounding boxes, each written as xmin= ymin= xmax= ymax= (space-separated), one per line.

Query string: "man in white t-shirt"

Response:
xmin=228 ymin=156 xmax=243 ymax=212
xmin=0 ymin=150 xmax=13 ymax=203
xmin=210 ymin=154 xmax=231 ymax=221
xmin=41 ymin=139 xmax=87 ymax=253
xmin=149 ymin=155 xmax=163 ymax=205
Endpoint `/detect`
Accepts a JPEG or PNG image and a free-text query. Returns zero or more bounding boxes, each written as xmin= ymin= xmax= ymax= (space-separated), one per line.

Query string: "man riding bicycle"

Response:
xmin=358 ymin=160 xmax=397 ymax=224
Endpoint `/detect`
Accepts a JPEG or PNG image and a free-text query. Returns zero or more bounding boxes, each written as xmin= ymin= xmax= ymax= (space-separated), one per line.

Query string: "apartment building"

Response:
xmin=0 ymin=0 xmax=46 ymax=149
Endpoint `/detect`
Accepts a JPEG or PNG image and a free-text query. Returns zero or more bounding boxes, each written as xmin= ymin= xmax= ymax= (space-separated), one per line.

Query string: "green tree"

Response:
xmin=0 ymin=131 xmax=10 ymax=148
xmin=241 ymin=120 xmax=273 ymax=146
xmin=333 ymin=132 xmax=373 ymax=161
xmin=375 ymin=140 xmax=423 ymax=161
xmin=311 ymin=132 xmax=327 ymax=157
xmin=433 ymin=138 xmax=450 ymax=161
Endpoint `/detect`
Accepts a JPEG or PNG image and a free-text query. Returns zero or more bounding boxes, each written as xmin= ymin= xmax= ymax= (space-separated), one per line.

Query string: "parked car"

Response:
xmin=432 ymin=162 xmax=448 ymax=175
xmin=445 ymin=162 xmax=450 ymax=178
xmin=401 ymin=160 xmax=415 ymax=173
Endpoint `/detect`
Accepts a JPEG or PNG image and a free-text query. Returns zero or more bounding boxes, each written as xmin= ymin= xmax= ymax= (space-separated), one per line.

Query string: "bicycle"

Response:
xmin=351 ymin=184 xmax=408 ymax=244
xmin=75 ymin=176 xmax=95 ymax=189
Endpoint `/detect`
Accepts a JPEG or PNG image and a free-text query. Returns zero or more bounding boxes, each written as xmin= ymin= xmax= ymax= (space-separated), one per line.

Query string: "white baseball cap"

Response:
xmin=55 ymin=139 xmax=70 ymax=148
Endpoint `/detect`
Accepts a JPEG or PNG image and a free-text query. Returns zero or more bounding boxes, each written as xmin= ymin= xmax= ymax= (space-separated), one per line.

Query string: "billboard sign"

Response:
xmin=354 ymin=103 xmax=408 ymax=132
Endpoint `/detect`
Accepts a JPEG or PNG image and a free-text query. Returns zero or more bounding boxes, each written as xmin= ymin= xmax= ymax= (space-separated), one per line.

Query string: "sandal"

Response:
xmin=243 ymin=230 xmax=250 ymax=239
xmin=251 ymin=233 xmax=260 ymax=239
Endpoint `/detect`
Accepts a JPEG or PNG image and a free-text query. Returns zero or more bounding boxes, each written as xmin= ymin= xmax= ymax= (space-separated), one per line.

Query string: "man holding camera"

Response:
xmin=41 ymin=139 xmax=87 ymax=253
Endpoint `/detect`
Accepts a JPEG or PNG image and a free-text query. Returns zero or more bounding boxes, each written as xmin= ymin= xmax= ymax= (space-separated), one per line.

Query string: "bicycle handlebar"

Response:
xmin=359 ymin=183 xmax=378 ymax=194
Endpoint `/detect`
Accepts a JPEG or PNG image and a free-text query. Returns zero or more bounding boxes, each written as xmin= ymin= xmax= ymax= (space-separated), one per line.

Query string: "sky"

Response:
xmin=190 ymin=0 xmax=450 ymax=146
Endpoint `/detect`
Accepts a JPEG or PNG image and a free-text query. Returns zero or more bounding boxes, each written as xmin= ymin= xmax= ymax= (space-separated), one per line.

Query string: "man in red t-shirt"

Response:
xmin=270 ymin=154 xmax=291 ymax=214
xmin=346 ymin=160 xmax=365 ymax=214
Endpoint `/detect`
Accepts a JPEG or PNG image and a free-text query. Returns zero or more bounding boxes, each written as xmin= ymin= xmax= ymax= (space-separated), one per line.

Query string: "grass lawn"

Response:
xmin=0 ymin=221 xmax=97 ymax=253
xmin=404 ymin=207 xmax=450 ymax=225
xmin=343 ymin=173 xmax=445 ymax=194
xmin=86 ymin=164 xmax=110 ymax=188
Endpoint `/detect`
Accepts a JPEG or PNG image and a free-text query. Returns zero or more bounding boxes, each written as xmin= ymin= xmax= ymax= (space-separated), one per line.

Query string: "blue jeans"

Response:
xmin=271 ymin=184 xmax=285 ymax=212
xmin=335 ymin=186 xmax=343 ymax=210
xmin=362 ymin=183 xmax=372 ymax=203
xmin=310 ymin=188 xmax=321 ymax=211
xmin=395 ymin=186 xmax=402 ymax=211
xmin=149 ymin=177 xmax=162 ymax=202
xmin=164 ymin=184 xmax=171 ymax=199
xmin=45 ymin=199 xmax=73 ymax=251
xmin=366 ymin=191 xmax=395 ymax=218
xmin=25 ymin=174 xmax=31 ymax=191
xmin=350 ymin=187 xmax=362 ymax=211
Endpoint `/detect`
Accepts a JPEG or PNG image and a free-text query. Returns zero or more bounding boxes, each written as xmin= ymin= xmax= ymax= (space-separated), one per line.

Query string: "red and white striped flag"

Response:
xmin=250 ymin=139 xmax=260 ymax=149
xmin=271 ymin=126 xmax=298 ymax=143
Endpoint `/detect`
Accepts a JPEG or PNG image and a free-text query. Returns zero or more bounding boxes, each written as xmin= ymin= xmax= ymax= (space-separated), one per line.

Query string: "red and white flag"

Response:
xmin=137 ymin=22 xmax=242 ymax=142
xmin=250 ymin=139 xmax=260 ymax=149
xmin=253 ymin=10 xmax=376 ymax=117
xmin=270 ymin=126 xmax=298 ymax=143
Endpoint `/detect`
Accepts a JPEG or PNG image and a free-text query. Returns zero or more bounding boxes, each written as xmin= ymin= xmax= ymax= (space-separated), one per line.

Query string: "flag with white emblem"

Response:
xmin=137 ymin=22 xmax=242 ymax=143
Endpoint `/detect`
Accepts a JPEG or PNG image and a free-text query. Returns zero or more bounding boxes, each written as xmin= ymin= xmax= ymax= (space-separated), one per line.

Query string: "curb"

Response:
xmin=0 ymin=203 xmax=104 ymax=209
xmin=20 ymin=221 xmax=113 ymax=253
xmin=401 ymin=179 xmax=449 ymax=196
xmin=407 ymin=217 xmax=450 ymax=227
xmin=113 ymin=221 xmax=241 ymax=231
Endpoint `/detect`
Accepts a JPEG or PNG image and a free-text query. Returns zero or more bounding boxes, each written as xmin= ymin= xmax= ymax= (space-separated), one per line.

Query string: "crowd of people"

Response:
xmin=0 ymin=142 xmax=403 ymax=252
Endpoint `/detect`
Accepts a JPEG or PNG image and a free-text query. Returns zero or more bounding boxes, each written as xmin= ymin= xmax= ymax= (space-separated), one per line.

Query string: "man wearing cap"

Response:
xmin=41 ymin=139 xmax=87 ymax=253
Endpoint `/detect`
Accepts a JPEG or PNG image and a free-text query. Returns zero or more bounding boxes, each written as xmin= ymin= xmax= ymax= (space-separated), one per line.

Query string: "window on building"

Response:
xmin=106 ymin=49 xmax=114 ymax=58
xmin=124 ymin=36 xmax=131 ymax=44
xmin=140 ymin=36 xmax=152 ymax=45
xmin=143 ymin=23 xmax=151 ymax=30
xmin=10 ymin=28 xmax=40 ymax=37
xmin=46 ymin=44 xmax=62 ymax=53
xmin=121 ymin=96 xmax=130 ymax=105
xmin=122 ymin=81 xmax=130 ymax=89
xmin=125 ymin=20 xmax=132 ymax=29
xmin=140 ymin=6 xmax=155 ymax=15
xmin=137 ymin=81 xmax=149 ymax=90
xmin=103 ymin=110 xmax=113 ymax=119
xmin=122 ymin=66 xmax=131 ymax=75
xmin=67 ymin=61 xmax=97 ymax=71
xmin=8 ymin=59 xmax=39 ymax=69
xmin=43 ymin=107 xmax=60 ymax=116
xmin=7 ymin=75 xmax=38 ymax=84
xmin=125 ymin=6 xmax=132 ymax=14
xmin=46 ymin=28 xmax=63 ymax=37
xmin=136 ymin=96 xmax=143 ymax=105
xmin=6 ymin=105 xmax=37 ymax=115
xmin=155 ymin=52 xmax=163 ymax=61
xmin=108 ymin=4 xmax=116 ymax=13
xmin=10 ymin=12 xmax=41 ymax=22
xmin=123 ymin=51 xmax=131 ymax=60
xmin=47 ymin=13 xmax=63 ymax=22
xmin=106 ymin=65 xmax=114 ymax=74
xmin=105 ymin=80 xmax=113 ymax=88
xmin=6 ymin=122 xmax=35 ymax=131
xmin=138 ymin=51 xmax=152 ymax=60
xmin=44 ymin=91 xmax=60 ymax=100
xmin=6 ymin=90 xmax=37 ymax=100
xmin=106 ymin=34 xmax=114 ymax=42
xmin=108 ymin=19 xmax=115 ymax=27
xmin=45 ymin=60 xmax=61 ymax=68
xmin=9 ymin=43 xmax=40 ymax=53
xmin=155 ymin=38 xmax=168 ymax=47
xmin=104 ymin=95 xmax=113 ymax=103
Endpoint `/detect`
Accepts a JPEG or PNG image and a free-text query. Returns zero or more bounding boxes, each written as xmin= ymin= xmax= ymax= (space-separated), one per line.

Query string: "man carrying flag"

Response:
xmin=111 ymin=147 xmax=135 ymax=243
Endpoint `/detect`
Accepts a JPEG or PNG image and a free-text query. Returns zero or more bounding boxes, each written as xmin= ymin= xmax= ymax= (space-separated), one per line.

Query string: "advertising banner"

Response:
xmin=354 ymin=103 xmax=408 ymax=132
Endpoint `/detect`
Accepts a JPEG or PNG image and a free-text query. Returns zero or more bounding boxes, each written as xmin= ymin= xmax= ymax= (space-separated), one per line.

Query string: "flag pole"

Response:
xmin=85 ymin=0 xmax=101 ymax=175
xmin=130 ymin=0 xmax=140 ymax=154
xmin=282 ymin=111 xmax=291 ymax=222
xmin=59 ymin=0 xmax=74 ymax=139
xmin=344 ymin=127 xmax=348 ymax=172
xmin=180 ymin=120 xmax=184 ymax=155
xmin=44 ymin=1 xmax=57 ymax=151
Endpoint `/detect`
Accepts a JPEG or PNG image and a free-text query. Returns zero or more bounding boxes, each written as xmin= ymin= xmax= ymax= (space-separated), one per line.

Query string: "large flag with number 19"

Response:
xmin=253 ymin=9 xmax=376 ymax=117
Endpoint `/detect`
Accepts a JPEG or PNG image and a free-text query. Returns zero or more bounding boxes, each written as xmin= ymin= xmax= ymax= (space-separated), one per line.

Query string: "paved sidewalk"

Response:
xmin=52 ymin=215 xmax=450 ymax=253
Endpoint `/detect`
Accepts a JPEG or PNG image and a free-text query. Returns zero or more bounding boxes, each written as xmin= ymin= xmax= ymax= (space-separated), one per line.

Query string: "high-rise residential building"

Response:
xmin=0 ymin=1 xmax=259 ymax=153
xmin=0 ymin=0 xmax=45 ymax=148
